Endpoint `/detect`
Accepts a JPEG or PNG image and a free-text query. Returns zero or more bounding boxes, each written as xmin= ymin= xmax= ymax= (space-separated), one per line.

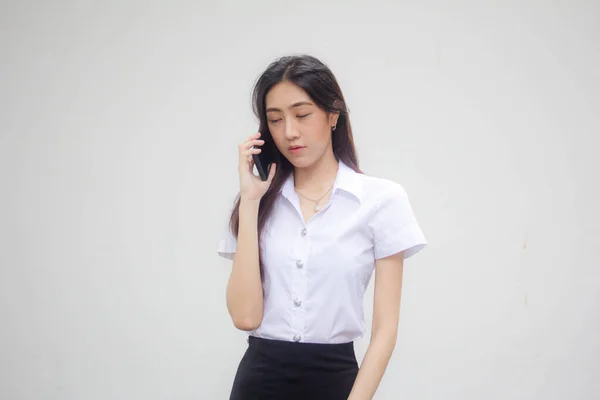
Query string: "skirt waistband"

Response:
xmin=248 ymin=335 xmax=354 ymax=351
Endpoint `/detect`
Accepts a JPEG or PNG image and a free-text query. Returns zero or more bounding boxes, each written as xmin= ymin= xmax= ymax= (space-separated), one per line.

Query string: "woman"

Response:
xmin=217 ymin=54 xmax=427 ymax=400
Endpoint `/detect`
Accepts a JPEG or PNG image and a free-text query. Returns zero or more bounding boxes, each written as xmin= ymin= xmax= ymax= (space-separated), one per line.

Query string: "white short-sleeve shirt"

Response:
xmin=218 ymin=161 xmax=426 ymax=344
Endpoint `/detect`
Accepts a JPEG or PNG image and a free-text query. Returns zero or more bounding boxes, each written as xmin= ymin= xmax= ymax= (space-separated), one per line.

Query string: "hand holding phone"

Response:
xmin=252 ymin=131 xmax=276 ymax=181
xmin=238 ymin=132 xmax=277 ymax=201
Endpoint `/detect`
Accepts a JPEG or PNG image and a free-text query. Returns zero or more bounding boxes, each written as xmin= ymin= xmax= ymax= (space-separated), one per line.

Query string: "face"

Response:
xmin=265 ymin=81 xmax=338 ymax=169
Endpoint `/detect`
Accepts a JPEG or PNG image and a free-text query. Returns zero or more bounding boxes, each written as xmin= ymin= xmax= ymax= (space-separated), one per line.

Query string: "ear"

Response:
xmin=328 ymin=112 xmax=340 ymax=127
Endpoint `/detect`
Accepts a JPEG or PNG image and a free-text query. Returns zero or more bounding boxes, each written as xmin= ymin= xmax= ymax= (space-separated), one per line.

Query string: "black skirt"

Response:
xmin=229 ymin=335 xmax=359 ymax=400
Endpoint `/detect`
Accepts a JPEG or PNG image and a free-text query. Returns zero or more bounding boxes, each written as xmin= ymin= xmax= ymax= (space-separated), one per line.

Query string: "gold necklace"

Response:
xmin=295 ymin=185 xmax=334 ymax=212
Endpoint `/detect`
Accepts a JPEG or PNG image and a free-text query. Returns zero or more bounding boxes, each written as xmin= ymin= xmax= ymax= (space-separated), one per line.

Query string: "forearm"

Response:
xmin=348 ymin=331 xmax=397 ymax=400
xmin=226 ymin=198 xmax=263 ymax=330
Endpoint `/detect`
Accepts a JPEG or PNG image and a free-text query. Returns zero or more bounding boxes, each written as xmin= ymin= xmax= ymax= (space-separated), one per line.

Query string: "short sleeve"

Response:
xmin=217 ymin=226 xmax=237 ymax=260
xmin=370 ymin=183 xmax=427 ymax=260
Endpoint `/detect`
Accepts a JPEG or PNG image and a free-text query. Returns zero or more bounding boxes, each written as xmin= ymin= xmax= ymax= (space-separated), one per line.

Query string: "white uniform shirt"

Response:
xmin=218 ymin=161 xmax=426 ymax=344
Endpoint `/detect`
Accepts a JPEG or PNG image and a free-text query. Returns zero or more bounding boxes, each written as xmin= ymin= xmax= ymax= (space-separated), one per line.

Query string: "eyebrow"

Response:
xmin=266 ymin=101 xmax=314 ymax=113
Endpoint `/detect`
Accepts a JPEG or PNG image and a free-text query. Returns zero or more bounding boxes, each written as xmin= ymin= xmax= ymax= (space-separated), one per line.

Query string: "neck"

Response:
xmin=294 ymin=150 xmax=339 ymax=194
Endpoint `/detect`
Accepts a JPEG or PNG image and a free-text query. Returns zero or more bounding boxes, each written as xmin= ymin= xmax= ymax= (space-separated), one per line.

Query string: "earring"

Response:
xmin=332 ymin=124 xmax=337 ymax=131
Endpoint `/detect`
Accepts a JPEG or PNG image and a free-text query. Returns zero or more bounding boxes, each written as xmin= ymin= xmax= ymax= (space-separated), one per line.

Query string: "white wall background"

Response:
xmin=1 ymin=0 xmax=599 ymax=399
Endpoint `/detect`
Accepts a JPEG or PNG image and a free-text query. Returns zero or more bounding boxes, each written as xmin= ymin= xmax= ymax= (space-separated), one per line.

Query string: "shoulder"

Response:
xmin=356 ymin=173 xmax=408 ymax=206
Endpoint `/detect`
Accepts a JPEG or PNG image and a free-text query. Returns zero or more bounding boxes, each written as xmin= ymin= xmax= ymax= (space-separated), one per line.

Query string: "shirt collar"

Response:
xmin=280 ymin=160 xmax=363 ymax=203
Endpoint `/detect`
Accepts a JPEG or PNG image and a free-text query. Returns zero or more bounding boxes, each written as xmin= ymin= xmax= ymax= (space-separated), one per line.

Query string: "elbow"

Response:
xmin=231 ymin=315 xmax=262 ymax=331
xmin=389 ymin=333 xmax=398 ymax=349
xmin=372 ymin=328 xmax=398 ymax=349
xmin=225 ymin=286 xmax=263 ymax=331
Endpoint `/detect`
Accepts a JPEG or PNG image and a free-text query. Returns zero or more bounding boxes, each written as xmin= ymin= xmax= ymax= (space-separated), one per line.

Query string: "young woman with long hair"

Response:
xmin=217 ymin=54 xmax=426 ymax=400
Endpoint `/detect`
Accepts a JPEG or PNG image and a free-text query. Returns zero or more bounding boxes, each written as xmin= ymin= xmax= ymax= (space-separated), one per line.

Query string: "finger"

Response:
xmin=242 ymin=147 xmax=262 ymax=157
xmin=239 ymin=147 xmax=261 ymax=165
xmin=244 ymin=139 xmax=265 ymax=149
xmin=238 ymin=136 xmax=262 ymax=152
xmin=244 ymin=132 xmax=261 ymax=143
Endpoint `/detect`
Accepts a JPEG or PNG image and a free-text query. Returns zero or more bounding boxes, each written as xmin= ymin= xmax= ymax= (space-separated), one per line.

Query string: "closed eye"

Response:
xmin=269 ymin=114 xmax=310 ymax=123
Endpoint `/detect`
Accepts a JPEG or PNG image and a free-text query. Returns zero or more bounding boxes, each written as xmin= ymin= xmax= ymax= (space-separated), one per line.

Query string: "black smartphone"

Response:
xmin=252 ymin=131 xmax=276 ymax=181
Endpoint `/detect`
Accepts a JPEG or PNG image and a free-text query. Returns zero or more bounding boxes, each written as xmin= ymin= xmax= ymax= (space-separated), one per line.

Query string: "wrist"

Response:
xmin=239 ymin=197 xmax=261 ymax=208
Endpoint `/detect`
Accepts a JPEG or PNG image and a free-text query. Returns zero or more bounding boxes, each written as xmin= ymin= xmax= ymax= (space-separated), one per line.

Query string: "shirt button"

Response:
xmin=296 ymin=260 xmax=303 ymax=269
xmin=293 ymin=334 xmax=301 ymax=342
xmin=301 ymin=228 xmax=307 ymax=237
xmin=294 ymin=299 xmax=302 ymax=307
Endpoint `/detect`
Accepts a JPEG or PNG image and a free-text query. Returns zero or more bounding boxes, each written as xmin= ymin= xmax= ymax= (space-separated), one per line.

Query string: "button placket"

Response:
xmin=290 ymin=225 xmax=309 ymax=342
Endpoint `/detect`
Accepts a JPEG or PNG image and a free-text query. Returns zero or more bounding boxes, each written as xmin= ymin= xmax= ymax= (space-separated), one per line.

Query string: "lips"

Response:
xmin=289 ymin=146 xmax=305 ymax=150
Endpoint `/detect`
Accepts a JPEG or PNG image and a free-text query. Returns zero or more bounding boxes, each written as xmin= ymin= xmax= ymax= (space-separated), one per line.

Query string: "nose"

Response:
xmin=284 ymin=118 xmax=300 ymax=140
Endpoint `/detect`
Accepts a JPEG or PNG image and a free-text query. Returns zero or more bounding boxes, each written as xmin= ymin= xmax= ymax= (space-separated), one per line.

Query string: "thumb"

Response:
xmin=266 ymin=163 xmax=277 ymax=184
